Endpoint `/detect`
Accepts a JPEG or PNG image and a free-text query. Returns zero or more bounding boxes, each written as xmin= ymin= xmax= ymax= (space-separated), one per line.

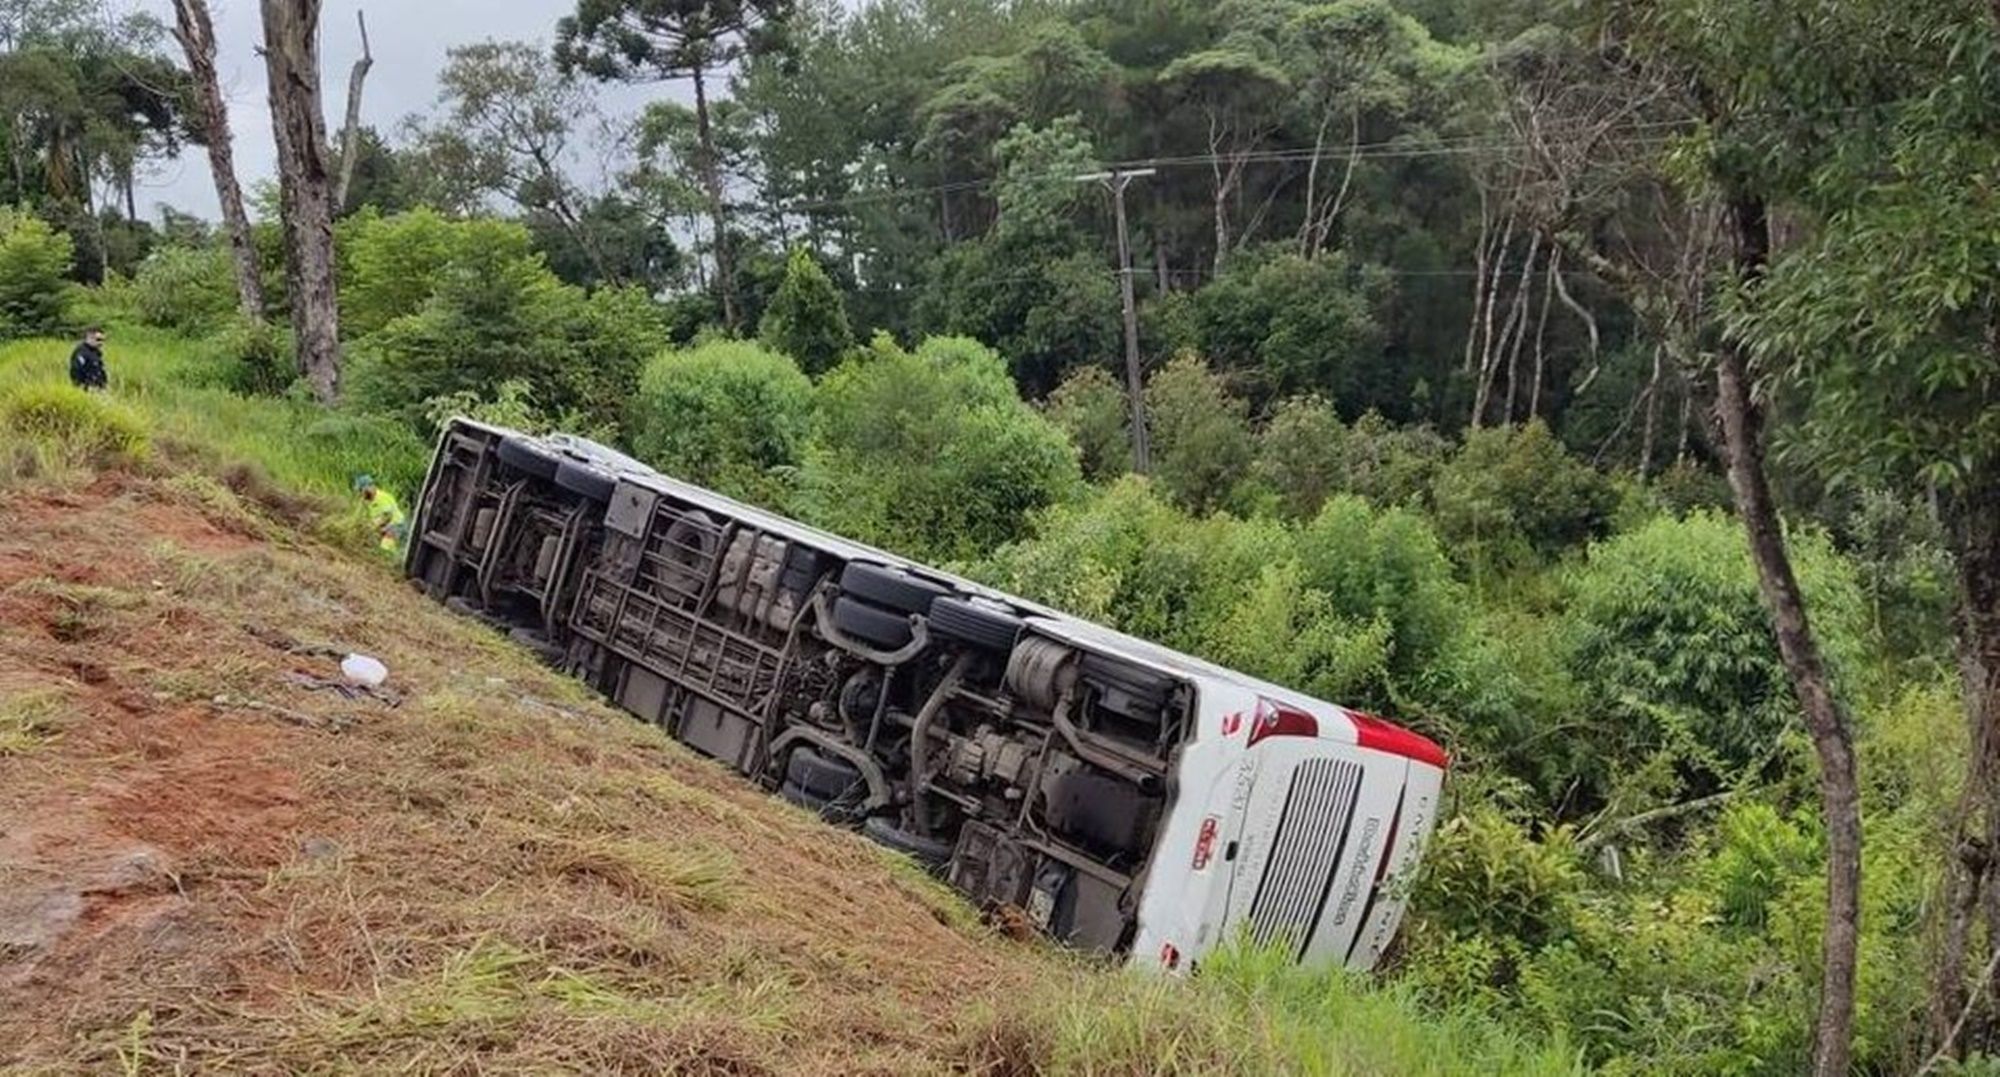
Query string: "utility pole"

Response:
xmin=1077 ymin=168 xmax=1156 ymax=473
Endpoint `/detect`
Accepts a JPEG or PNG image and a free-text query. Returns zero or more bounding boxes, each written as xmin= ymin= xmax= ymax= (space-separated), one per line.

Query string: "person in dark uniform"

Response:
xmin=68 ymin=326 xmax=107 ymax=390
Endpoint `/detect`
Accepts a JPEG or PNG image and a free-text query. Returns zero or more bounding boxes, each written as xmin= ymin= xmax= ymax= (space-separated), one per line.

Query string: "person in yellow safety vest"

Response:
xmin=354 ymin=474 xmax=407 ymax=552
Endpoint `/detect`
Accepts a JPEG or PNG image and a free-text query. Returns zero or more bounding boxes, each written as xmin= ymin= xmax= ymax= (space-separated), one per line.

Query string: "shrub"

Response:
xmin=758 ymin=246 xmax=854 ymax=376
xmin=1429 ymin=420 xmax=1617 ymax=575
xmin=345 ymin=214 xmax=666 ymax=435
xmin=1145 ymin=353 xmax=1254 ymax=514
xmin=1414 ymin=805 xmax=1585 ymax=950
xmin=131 ymin=245 xmax=237 ymax=332
xmin=210 ymin=313 xmax=295 ymax=396
xmin=1045 ymin=364 xmax=1131 ymax=481
xmin=421 ymin=379 xmax=553 ymax=436
xmin=1189 ymin=249 xmax=1390 ymax=408
xmin=0 ymin=381 xmax=148 ymax=464
xmin=0 ymin=207 xmax=75 ymax=339
xmin=628 ymin=339 xmax=814 ymax=506
xmin=1560 ymin=511 xmax=1870 ymax=794
xmin=340 ymin=208 xmax=513 ymax=337
xmin=1340 ymin=410 xmax=1449 ymax=508
xmin=800 ymin=334 xmax=1081 ymax=562
xmin=1294 ymin=495 xmax=1468 ymax=687
xmin=1255 ymin=394 xmax=1350 ymax=519
xmin=551 ymin=284 xmax=670 ymax=432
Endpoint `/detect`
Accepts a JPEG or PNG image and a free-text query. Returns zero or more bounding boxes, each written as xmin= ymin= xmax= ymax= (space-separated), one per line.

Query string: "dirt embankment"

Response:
xmin=0 ymin=473 xmax=1056 ymax=1074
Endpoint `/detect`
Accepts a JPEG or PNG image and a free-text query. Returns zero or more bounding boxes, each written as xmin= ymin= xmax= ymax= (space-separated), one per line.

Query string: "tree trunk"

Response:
xmin=691 ymin=64 xmax=738 ymax=331
xmin=1530 ymin=245 xmax=1558 ymax=421
xmin=1930 ymin=453 xmax=2000 ymax=1059
xmin=1713 ymin=193 xmax=1859 ymax=1077
xmin=332 ymin=9 xmax=373 ymax=216
xmin=172 ymin=0 xmax=265 ymax=323
xmin=260 ymin=0 xmax=341 ymax=403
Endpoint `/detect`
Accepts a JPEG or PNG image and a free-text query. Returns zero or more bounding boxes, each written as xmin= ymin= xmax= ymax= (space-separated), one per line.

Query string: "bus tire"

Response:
xmin=863 ymin=815 xmax=954 ymax=868
xmin=497 ymin=435 xmax=561 ymax=482
xmin=928 ymin=596 xmax=1023 ymax=653
xmin=554 ymin=459 xmax=617 ymax=502
xmin=831 ymin=596 xmax=913 ymax=649
xmin=840 ymin=562 xmax=949 ymax=615
xmin=786 ymin=748 xmax=862 ymax=800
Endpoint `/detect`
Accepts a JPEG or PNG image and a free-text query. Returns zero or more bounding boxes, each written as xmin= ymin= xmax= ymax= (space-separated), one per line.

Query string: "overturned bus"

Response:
xmin=403 ymin=419 xmax=1447 ymax=972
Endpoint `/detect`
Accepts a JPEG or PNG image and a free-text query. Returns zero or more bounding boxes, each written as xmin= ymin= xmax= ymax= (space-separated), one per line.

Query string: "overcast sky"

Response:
xmin=123 ymin=0 xmax=666 ymax=219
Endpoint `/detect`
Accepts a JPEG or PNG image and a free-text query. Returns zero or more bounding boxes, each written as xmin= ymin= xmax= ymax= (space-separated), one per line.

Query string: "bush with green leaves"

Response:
xmin=977 ymin=478 xmax=1291 ymax=652
xmin=1429 ymin=420 xmax=1618 ymax=575
xmin=131 ymin=245 xmax=237 ymax=333
xmin=799 ymin=334 xmax=1081 ymax=563
xmin=758 ymin=246 xmax=854 ymax=376
xmin=339 ymin=208 xmax=522 ymax=337
xmin=0 ymin=207 xmax=75 ymax=339
xmin=1045 ymin=364 xmax=1131 ymax=481
xmin=1340 ymin=410 xmax=1451 ymax=509
xmin=209 ymin=313 xmax=295 ymax=396
xmin=980 ymin=482 xmax=1465 ymax=715
xmin=344 ymin=214 xmax=665 ymax=434
xmin=1254 ymin=394 xmax=1350 ymax=519
xmin=627 ymin=339 xmax=814 ymax=506
xmin=1190 ymin=249 xmax=1391 ymax=408
xmin=1559 ymin=511 xmax=1871 ymax=797
xmin=1145 ymin=353 xmax=1254 ymax=514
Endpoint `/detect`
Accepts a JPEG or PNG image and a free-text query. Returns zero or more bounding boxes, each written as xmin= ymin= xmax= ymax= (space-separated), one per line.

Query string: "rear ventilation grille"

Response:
xmin=1244 ymin=757 xmax=1364 ymax=957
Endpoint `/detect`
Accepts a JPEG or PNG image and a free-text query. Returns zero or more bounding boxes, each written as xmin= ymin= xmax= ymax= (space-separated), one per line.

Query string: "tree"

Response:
xmin=557 ymin=0 xmax=797 ymax=329
xmin=759 ymin=245 xmax=852 ymax=375
xmin=1159 ymin=24 xmax=1290 ymax=272
xmin=1190 ymin=249 xmax=1390 ymax=409
xmin=1619 ymin=4 xmax=1869 ymax=1070
xmin=1048 ymin=365 xmax=1133 ymax=481
xmin=0 ymin=205 xmax=72 ymax=337
xmin=627 ymin=338 xmax=814 ymax=503
xmin=331 ymin=11 xmax=372 ymax=214
xmin=169 ymin=0 xmax=262 ymax=322
xmin=421 ymin=41 xmax=611 ymax=281
xmin=1145 ymin=353 xmax=1254 ymax=513
xmin=799 ymin=334 xmax=1081 ymax=562
xmin=1694 ymin=0 xmax=2000 ymax=1054
xmin=258 ymin=0 xmax=341 ymax=402
xmin=1253 ymin=394 xmax=1347 ymax=518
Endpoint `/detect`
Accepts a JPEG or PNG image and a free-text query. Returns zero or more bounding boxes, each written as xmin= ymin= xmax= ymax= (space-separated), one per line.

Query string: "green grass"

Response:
xmin=0 ymin=325 xmax=427 ymax=501
xmin=980 ymin=943 xmax=1586 ymax=1075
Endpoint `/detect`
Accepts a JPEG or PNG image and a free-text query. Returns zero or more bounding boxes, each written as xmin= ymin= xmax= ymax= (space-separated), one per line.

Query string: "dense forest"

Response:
xmin=1 ymin=0 xmax=1997 ymax=1072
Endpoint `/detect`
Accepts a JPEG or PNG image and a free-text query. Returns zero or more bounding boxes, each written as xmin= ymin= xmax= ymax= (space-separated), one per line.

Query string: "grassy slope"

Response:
xmin=0 ymin=334 xmax=1581 ymax=1075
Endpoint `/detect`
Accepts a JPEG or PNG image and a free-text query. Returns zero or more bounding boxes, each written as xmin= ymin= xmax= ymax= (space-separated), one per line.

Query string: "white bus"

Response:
xmin=405 ymin=419 xmax=1446 ymax=972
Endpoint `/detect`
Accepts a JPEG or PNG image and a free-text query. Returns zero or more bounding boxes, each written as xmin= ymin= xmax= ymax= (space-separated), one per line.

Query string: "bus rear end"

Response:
xmin=1134 ymin=692 xmax=1445 ymax=973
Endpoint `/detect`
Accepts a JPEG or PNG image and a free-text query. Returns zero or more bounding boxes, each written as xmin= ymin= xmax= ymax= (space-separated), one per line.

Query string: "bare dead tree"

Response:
xmin=259 ymin=0 xmax=342 ymax=403
xmin=1464 ymin=32 xmax=1685 ymax=434
xmin=332 ymin=10 xmax=372 ymax=214
xmin=170 ymin=0 xmax=264 ymax=323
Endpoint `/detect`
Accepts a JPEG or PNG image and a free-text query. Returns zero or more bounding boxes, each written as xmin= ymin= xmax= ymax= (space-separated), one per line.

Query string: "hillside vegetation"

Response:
xmin=1 ymin=0 xmax=1994 ymax=1069
xmin=0 ymin=337 xmax=1585 ymax=1074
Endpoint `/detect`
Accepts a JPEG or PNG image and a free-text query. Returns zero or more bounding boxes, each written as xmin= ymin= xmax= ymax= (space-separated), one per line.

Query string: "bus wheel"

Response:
xmin=863 ymin=815 xmax=953 ymax=868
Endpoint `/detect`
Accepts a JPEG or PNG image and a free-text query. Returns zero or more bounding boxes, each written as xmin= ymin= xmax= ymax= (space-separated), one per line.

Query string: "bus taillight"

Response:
xmin=1247 ymin=698 xmax=1318 ymax=746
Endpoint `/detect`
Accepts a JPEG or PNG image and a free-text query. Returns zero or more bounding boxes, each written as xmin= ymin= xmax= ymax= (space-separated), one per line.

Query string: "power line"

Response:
xmin=759 ymin=116 xmax=1696 ymax=218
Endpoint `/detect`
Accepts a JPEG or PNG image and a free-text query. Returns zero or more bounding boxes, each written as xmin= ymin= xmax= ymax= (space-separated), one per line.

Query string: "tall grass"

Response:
xmin=974 ymin=943 xmax=1585 ymax=1076
xmin=0 ymin=326 xmax=427 ymax=499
